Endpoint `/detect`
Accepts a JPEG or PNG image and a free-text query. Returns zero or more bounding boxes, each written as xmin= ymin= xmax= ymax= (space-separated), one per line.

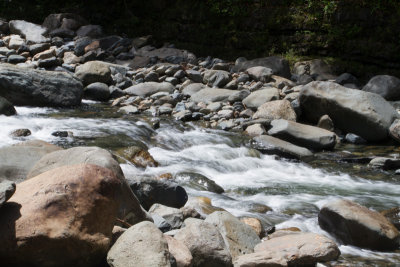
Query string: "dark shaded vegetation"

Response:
xmin=1 ymin=0 xmax=400 ymax=78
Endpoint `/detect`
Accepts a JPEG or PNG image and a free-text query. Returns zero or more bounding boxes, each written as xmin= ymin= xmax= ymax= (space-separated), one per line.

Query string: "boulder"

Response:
xmin=242 ymin=88 xmax=279 ymax=110
xmin=318 ymin=199 xmax=400 ymax=250
xmin=244 ymin=124 xmax=266 ymax=137
xmin=181 ymin=83 xmax=207 ymax=96
xmin=0 ymin=164 xmax=121 ymax=267
xmin=27 ymin=146 xmax=149 ymax=225
xmin=317 ymin=114 xmax=334 ymax=132
xmin=0 ymin=96 xmax=16 ymax=116
xmin=267 ymin=119 xmax=336 ymax=151
xmin=0 ymin=140 xmax=61 ymax=183
xmin=299 ymin=81 xmax=398 ymax=141
xmin=124 ymin=82 xmax=174 ymax=97
xmin=381 ymin=208 xmax=400 ymax=231
xmin=389 ymin=119 xmax=400 ymax=142
xmin=293 ymin=59 xmax=336 ymax=80
xmin=363 ymin=75 xmax=400 ymax=101
xmin=174 ymin=219 xmax=232 ymax=267
xmin=42 ymin=13 xmax=87 ymax=31
xmin=205 ymin=211 xmax=261 ymax=260
xmin=183 ymin=197 xmax=225 ymax=217
xmin=233 ymin=56 xmax=291 ymax=79
xmin=149 ymin=203 xmax=184 ymax=229
xmin=84 ymin=82 xmax=110 ymax=101
xmin=175 ymin=172 xmax=224 ymax=194
xmin=0 ymin=63 xmax=83 ymax=107
xmin=115 ymin=146 xmax=158 ymax=168
xmin=107 ymin=221 xmax=171 ymax=267
xmin=0 ymin=180 xmax=15 ymax=208
xmin=9 ymin=20 xmax=49 ymax=43
xmin=75 ymin=61 xmax=112 ymax=86
xmin=190 ymin=88 xmax=236 ymax=104
xmin=234 ymin=233 xmax=340 ymax=266
xmin=246 ymin=66 xmax=273 ymax=82
xmin=164 ymin=235 xmax=193 ymax=267
xmin=252 ymin=100 xmax=297 ymax=121
xmin=251 ymin=135 xmax=313 ymax=160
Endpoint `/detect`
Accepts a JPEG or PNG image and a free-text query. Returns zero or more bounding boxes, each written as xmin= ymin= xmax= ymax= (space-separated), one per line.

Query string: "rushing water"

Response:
xmin=1 ymin=102 xmax=400 ymax=266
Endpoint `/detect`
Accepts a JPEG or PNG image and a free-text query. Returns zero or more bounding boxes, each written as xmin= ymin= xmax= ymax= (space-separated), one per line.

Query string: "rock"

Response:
xmin=181 ymin=83 xmax=207 ymax=96
xmin=74 ymin=37 xmax=93 ymax=56
xmin=149 ymin=203 xmax=184 ymax=229
xmin=33 ymin=48 xmax=55 ymax=61
xmin=10 ymin=128 xmax=31 ymax=137
xmin=76 ymin=25 xmax=103 ymax=38
xmin=38 ymin=57 xmax=60 ymax=68
xmin=228 ymin=90 xmax=250 ymax=103
xmin=186 ymin=69 xmax=202 ymax=83
xmin=294 ymin=59 xmax=336 ymax=80
xmin=0 ymin=63 xmax=83 ymax=107
xmin=252 ymin=100 xmax=297 ymax=121
xmin=49 ymin=28 xmax=75 ymax=38
xmin=27 ymin=146 xmax=149 ymax=225
xmin=75 ymin=61 xmax=111 ymax=86
xmin=242 ymin=88 xmax=280 ymax=110
xmin=111 ymin=226 xmax=126 ymax=245
xmin=235 ymin=233 xmax=340 ymax=267
xmin=381 ymin=208 xmax=400 ymax=231
xmin=42 ymin=13 xmax=87 ymax=31
xmin=191 ymin=88 xmax=236 ymax=104
xmin=9 ymin=20 xmax=49 ymax=43
xmin=252 ymin=135 xmax=313 ymax=160
xmin=368 ymin=157 xmax=400 ymax=170
xmin=7 ymin=34 xmax=25 ymax=50
xmin=205 ymin=211 xmax=261 ymax=260
xmin=184 ymin=197 xmax=225 ymax=217
xmin=174 ymin=219 xmax=232 ymax=267
xmin=7 ymin=54 xmax=26 ymax=64
xmin=0 ymin=96 xmax=16 ymax=116
xmin=267 ymin=119 xmax=336 ymax=151
xmin=363 ymin=75 xmax=400 ymax=101
xmin=244 ymin=124 xmax=266 ymax=137
xmin=118 ymin=105 xmax=139 ymax=114
xmin=124 ymin=82 xmax=174 ymax=97
xmin=138 ymin=47 xmax=196 ymax=64
xmin=0 ymin=180 xmax=15 ymax=208
xmin=107 ymin=221 xmax=171 ymax=267
xmin=0 ymin=18 xmax=9 ymax=34
xmin=233 ymin=56 xmax=291 ymax=78
xmin=0 ymin=140 xmax=61 ymax=183
xmin=0 ymin=164 xmax=121 ymax=266
xmin=299 ymin=81 xmax=398 ymax=141
xmin=389 ymin=119 xmax=400 ymax=143
xmin=318 ymin=199 xmax=400 ymax=250
xmin=246 ymin=66 xmax=273 ymax=82
xmin=84 ymin=82 xmax=110 ymax=101
xmin=116 ymin=146 xmax=158 ymax=168
xmin=63 ymin=51 xmax=81 ymax=64
xmin=128 ymin=178 xmax=188 ymax=210
xmin=335 ymin=73 xmax=359 ymax=85
xmin=152 ymin=214 xmax=173 ymax=232
xmin=203 ymin=70 xmax=231 ymax=88
xmin=317 ymin=114 xmax=334 ymax=132
xmin=345 ymin=133 xmax=367 ymax=144
xmin=164 ymin=235 xmax=193 ymax=267
xmin=175 ymin=172 xmax=224 ymax=194
xmin=240 ymin=217 xmax=264 ymax=238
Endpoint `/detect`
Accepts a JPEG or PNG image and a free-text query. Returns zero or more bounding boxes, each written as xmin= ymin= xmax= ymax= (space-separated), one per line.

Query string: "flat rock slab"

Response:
xmin=0 ymin=63 xmax=83 ymax=107
xmin=9 ymin=20 xmax=49 ymax=43
xmin=190 ymin=88 xmax=237 ymax=104
xmin=242 ymin=88 xmax=279 ymax=110
xmin=124 ymin=82 xmax=174 ymax=97
xmin=318 ymin=199 xmax=400 ymax=250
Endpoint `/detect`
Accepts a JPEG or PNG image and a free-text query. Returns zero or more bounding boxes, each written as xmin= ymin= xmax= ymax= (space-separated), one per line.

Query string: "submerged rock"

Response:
xmin=175 ymin=172 xmax=224 ymax=194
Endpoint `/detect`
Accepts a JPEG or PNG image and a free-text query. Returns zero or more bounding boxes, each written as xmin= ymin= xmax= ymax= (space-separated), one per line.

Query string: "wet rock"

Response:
xmin=381 ymin=207 xmax=400 ymax=231
xmin=318 ymin=199 xmax=400 ymax=250
xmin=0 ymin=164 xmax=121 ymax=267
xmin=10 ymin=128 xmax=31 ymax=137
xmin=174 ymin=219 xmax=232 ymax=267
xmin=51 ymin=131 xmax=70 ymax=137
xmin=191 ymin=88 xmax=236 ymax=104
xmin=128 ymin=178 xmax=188 ymax=210
xmin=149 ymin=203 xmax=184 ymax=229
xmin=164 ymin=235 xmax=193 ymax=267
xmin=174 ymin=110 xmax=192 ymax=121
xmin=116 ymin=146 xmax=158 ymax=168
xmin=253 ymin=100 xmax=297 ymax=121
xmin=0 ymin=180 xmax=15 ymax=208
xmin=205 ymin=211 xmax=261 ymax=260
xmin=246 ymin=66 xmax=273 ymax=82
xmin=345 ymin=133 xmax=367 ymax=144
xmin=84 ymin=82 xmax=110 ymax=101
xmin=233 ymin=56 xmax=291 ymax=79
xmin=107 ymin=221 xmax=171 ymax=267
xmin=268 ymin=119 xmax=336 ymax=151
xmin=75 ymin=60 xmax=112 ymax=85
xmin=0 ymin=96 xmax=16 ymax=116
xmin=38 ymin=57 xmax=60 ymax=68
xmin=242 ymin=88 xmax=280 ymax=110
xmin=175 ymin=172 xmax=224 ymax=194
xmin=363 ymin=75 xmax=400 ymax=101
xmin=317 ymin=114 xmax=334 ymax=132
xmin=9 ymin=20 xmax=49 ymax=43
xmin=389 ymin=119 xmax=400 ymax=143
xmin=125 ymin=82 xmax=174 ymax=97
xmin=252 ymin=135 xmax=313 ymax=160
xmin=368 ymin=157 xmax=400 ymax=170
xmin=235 ymin=233 xmax=340 ymax=266
xmin=299 ymin=81 xmax=398 ymax=141
xmin=0 ymin=63 xmax=83 ymax=107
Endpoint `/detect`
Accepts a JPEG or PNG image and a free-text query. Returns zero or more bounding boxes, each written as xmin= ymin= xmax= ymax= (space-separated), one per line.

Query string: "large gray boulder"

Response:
xmin=252 ymin=135 xmax=313 ymax=160
xmin=293 ymin=59 xmax=336 ymax=81
xmin=9 ymin=20 xmax=49 ymax=43
xmin=246 ymin=66 xmax=273 ymax=82
xmin=299 ymin=81 xmax=398 ymax=141
xmin=318 ymin=199 xmax=400 ymax=250
xmin=233 ymin=56 xmax=291 ymax=79
xmin=268 ymin=119 xmax=336 ymax=151
xmin=107 ymin=221 xmax=171 ymax=267
xmin=0 ymin=140 xmax=62 ymax=183
xmin=124 ymin=82 xmax=174 ymax=97
xmin=0 ymin=180 xmax=15 ymax=208
xmin=190 ymin=88 xmax=236 ymax=104
xmin=363 ymin=75 xmax=400 ymax=101
xmin=205 ymin=211 xmax=261 ymax=261
xmin=74 ymin=61 xmax=112 ymax=86
xmin=0 ymin=63 xmax=83 ymax=107
xmin=242 ymin=88 xmax=279 ymax=110
xmin=234 ymin=233 xmax=340 ymax=266
xmin=174 ymin=218 xmax=232 ymax=267
xmin=0 ymin=96 xmax=16 ymax=116
xmin=27 ymin=146 xmax=149 ymax=225
xmin=252 ymin=100 xmax=297 ymax=121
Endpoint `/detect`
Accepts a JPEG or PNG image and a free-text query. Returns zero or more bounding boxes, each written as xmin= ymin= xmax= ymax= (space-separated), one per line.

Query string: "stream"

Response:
xmin=1 ymin=101 xmax=400 ymax=266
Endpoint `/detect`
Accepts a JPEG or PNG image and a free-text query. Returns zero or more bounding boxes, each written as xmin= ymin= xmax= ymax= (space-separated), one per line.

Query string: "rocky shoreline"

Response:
xmin=0 ymin=14 xmax=399 ymax=266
